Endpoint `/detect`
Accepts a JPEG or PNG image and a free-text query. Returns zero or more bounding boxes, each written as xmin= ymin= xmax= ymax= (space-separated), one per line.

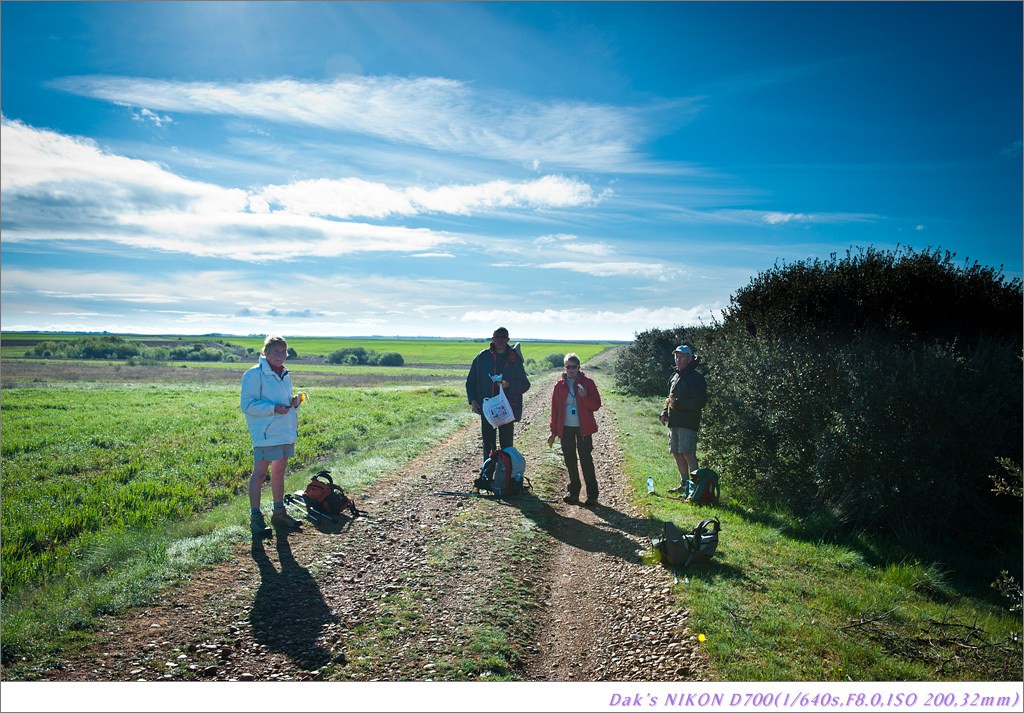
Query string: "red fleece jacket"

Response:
xmin=549 ymin=370 xmax=602 ymax=438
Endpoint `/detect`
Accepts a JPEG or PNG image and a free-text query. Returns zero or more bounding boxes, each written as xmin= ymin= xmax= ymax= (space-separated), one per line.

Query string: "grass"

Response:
xmin=3 ymin=353 xmax=1019 ymax=682
xmin=1 ymin=332 xmax=619 ymax=365
xmin=607 ymin=388 xmax=1023 ymax=681
xmin=0 ymin=376 xmax=475 ymax=675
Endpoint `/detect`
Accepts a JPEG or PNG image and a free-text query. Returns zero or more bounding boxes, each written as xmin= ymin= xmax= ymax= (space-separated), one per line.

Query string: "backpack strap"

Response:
xmin=313 ymin=470 xmax=334 ymax=486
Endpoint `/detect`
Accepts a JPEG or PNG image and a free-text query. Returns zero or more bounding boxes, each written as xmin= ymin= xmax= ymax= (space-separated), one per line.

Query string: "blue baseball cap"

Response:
xmin=673 ymin=345 xmax=693 ymax=355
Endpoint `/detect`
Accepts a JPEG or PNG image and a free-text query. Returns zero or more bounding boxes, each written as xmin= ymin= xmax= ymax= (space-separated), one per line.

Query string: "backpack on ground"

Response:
xmin=303 ymin=470 xmax=358 ymax=517
xmin=653 ymin=518 xmax=721 ymax=568
xmin=474 ymin=446 xmax=528 ymax=497
xmin=687 ymin=468 xmax=720 ymax=505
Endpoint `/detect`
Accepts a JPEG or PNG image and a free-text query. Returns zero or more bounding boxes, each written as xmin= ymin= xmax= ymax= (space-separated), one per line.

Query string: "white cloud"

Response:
xmin=251 ymin=174 xmax=598 ymax=220
xmin=2 ymin=263 xmax=726 ymax=340
xmin=708 ymin=209 xmax=881 ymax=226
xmin=132 ymin=108 xmax=173 ymax=127
xmin=538 ymin=260 xmax=683 ymax=281
xmin=0 ymin=118 xmax=463 ymax=261
xmin=1 ymin=118 xmax=614 ymax=262
xmin=460 ymin=304 xmax=721 ymax=338
xmin=50 ymin=74 xmax=667 ymax=171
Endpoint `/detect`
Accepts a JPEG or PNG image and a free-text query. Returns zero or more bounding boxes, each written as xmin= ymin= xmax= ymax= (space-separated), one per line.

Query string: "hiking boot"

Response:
xmin=250 ymin=512 xmax=272 ymax=537
xmin=583 ymin=498 xmax=599 ymax=507
xmin=668 ymin=484 xmax=687 ymax=494
xmin=562 ymin=494 xmax=580 ymax=505
xmin=271 ymin=510 xmax=302 ymax=529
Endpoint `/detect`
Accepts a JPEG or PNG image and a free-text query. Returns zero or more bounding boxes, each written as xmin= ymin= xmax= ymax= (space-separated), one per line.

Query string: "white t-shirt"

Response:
xmin=564 ymin=376 xmax=580 ymax=427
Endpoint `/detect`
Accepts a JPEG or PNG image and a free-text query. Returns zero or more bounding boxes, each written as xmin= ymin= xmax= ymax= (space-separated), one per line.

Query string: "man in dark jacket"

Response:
xmin=466 ymin=326 xmax=531 ymax=463
xmin=659 ymin=344 xmax=708 ymax=493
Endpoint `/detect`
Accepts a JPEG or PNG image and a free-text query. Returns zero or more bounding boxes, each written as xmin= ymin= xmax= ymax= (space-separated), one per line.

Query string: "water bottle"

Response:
xmin=493 ymin=462 xmax=507 ymax=498
xmin=646 ymin=476 xmax=655 ymax=494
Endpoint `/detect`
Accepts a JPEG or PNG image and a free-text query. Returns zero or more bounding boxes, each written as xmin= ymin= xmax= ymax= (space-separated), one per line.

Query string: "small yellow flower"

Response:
xmin=698 ymin=634 xmax=706 ymax=643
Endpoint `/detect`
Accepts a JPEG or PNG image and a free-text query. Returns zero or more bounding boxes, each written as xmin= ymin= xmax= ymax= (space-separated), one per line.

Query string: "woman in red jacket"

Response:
xmin=547 ymin=353 xmax=603 ymax=506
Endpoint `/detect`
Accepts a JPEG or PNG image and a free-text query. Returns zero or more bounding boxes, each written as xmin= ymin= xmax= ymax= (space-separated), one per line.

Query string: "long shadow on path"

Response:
xmin=249 ymin=532 xmax=338 ymax=670
xmin=509 ymin=495 xmax=648 ymax=564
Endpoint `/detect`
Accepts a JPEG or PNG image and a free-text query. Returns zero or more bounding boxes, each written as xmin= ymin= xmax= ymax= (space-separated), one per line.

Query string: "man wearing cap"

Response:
xmin=466 ymin=327 xmax=531 ymax=464
xmin=659 ymin=344 xmax=708 ymax=494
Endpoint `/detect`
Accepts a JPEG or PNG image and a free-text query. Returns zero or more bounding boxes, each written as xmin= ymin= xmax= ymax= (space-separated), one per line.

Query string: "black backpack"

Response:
xmin=654 ymin=518 xmax=720 ymax=568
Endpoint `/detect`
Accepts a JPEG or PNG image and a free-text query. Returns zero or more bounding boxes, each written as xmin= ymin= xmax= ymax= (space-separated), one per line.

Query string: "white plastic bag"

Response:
xmin=482 ymin=384 xmax=515 ymax=427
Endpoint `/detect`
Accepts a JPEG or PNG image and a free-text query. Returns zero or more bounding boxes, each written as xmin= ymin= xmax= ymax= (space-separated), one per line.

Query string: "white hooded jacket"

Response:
xmin=240 ymin=356 xmax=298 ymax=447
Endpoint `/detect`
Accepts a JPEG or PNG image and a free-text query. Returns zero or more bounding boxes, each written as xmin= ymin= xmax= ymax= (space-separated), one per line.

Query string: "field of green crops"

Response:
xmin=0 ymin=335 xmax=614 ymax=667
xmin=0 ymin=380 xmax=470 ymax=598
xmin=1 ymin=332 xmax=619 ymax=365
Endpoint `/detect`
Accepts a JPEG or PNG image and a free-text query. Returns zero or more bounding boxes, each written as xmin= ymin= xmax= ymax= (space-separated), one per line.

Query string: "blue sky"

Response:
xmin=2 ymin=1 xmax=1021 ymax=341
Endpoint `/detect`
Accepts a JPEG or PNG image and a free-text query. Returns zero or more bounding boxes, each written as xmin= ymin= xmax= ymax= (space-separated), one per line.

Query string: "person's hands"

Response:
xmin=275 ymin=403 xmax=290 ymax=414
xmin=290 ymin=396 xmax=300 ymax=409
xmin=501 ymin=379 xmax=509 ymax=389
xmin=576 ymin=383 xmax=587 ymax=397
xmin=470 ymin=400 xmax=481 ymax=415
xmin=659 ymin=411 xmax=668 ymax=425
xmin=547 ymin=434 xmax=556 ymax=448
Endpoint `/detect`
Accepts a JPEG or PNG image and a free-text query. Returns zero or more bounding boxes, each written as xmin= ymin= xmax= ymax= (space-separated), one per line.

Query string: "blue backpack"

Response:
xmin=475 ymin=446 xmax=528 ymax=497
xmin=687 ymin=468 xmax=720 ymax=505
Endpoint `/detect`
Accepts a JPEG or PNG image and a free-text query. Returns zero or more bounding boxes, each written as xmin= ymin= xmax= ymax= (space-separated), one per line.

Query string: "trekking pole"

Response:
xmin=285 ymin=494 xmax=320 ymax=522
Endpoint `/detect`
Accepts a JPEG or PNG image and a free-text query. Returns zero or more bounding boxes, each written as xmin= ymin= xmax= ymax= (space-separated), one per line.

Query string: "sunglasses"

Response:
xmin=565 ymin=364 xmax=580 ymax=370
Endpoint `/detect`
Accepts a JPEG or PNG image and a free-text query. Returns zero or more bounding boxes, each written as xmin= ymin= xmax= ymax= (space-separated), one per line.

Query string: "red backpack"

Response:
xmin=303 ymin=471 xmax=358 ymax=517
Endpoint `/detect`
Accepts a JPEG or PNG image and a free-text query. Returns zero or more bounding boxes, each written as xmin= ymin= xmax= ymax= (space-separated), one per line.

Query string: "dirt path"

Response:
xmin=41 ymin=363 xmax=707 ymax=682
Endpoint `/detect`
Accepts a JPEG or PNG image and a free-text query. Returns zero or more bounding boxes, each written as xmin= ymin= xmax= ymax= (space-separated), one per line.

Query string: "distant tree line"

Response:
xmin=615 ymin=246 xmax=1023 ymax=545
xmin=326 ymin=347 xmax=404 ymax=367
xmin=26 ymin=335 xmax=242 ymax=364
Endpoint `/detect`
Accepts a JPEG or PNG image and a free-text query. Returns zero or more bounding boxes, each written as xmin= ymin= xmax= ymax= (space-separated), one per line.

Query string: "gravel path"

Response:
xmin=41 ymin=363 xmax=709 ymax=683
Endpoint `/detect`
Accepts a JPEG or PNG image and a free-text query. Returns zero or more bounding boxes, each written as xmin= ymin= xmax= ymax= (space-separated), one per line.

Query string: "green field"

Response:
xmin=3 ymin=338 xmax=1018 ymax=682
xmin=610 ymin=391 xmax=1023 ymax=681
xmin=0 ymin=370 xmax=479 ymax=671
xmin=0 ymin=336 xmax=617 ymax=674
xmin=1 ymin=332 xmax=620 ymax=365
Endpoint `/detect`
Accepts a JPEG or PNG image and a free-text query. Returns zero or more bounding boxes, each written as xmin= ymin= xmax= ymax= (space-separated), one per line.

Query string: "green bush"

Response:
xmin=700 ymin=330 xmax=1023 ymax=534
xmin=326 ymin=347 xmax=404 ymax=366
xmin=376 ymin=352 xmax=404 ymax=367
xmin=722 ymin=246 xmax=1022 ymax=345
xmin=615 ymin=246 xmax=1023 ymax=542
xmin=613 ymin=325 xmax=713 ymax=397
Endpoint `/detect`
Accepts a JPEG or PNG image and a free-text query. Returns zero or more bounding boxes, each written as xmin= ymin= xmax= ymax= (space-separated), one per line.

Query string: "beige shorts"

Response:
xmin=669 ymin=428 xmax=698 ymax=454
xmin=254 ymin=443 xmax=295 ymax=462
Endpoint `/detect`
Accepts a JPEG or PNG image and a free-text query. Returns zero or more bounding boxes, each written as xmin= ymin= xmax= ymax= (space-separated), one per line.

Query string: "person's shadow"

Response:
xmin=249 ymin=532 xmax=339 ymax=670
xmin=507 ymin=495 xmax=649 ymax=564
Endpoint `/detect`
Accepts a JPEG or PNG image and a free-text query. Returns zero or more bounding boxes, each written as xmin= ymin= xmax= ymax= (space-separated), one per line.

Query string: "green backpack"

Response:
xmin=687 ymin=468 xmax=720 ymax=505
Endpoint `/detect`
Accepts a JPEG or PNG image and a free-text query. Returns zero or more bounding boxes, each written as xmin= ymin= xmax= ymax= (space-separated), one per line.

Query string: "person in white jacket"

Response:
xmin=241 ymin=335 xmax=303 ymax=534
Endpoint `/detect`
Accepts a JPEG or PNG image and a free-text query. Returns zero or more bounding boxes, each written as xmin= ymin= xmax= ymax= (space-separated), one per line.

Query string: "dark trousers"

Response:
xmin=481 ymin=416 xmax=514 ymax=463
xmin=561 ymin=426 xmax=597 ymax=500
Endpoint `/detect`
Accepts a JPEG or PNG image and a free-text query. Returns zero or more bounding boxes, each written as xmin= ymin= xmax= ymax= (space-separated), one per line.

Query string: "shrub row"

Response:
xmin=615 ymin=246 xmax=1023 ymax=542
xmin=326 ymin=347 xmax=404 ymax=366
xmin=27 ymin=336 xmax=239 ymax=362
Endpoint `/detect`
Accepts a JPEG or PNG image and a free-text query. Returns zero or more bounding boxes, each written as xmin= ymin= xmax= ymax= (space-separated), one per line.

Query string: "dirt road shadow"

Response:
xmin=509 ymin=495 xmax=646 ymax=564
xmin=249 ymin=532 xmax=338 ymax=670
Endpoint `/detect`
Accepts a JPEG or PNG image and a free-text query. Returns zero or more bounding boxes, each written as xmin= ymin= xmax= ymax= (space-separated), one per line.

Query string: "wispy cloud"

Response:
xmin=50 ymin=74 xmax=681 ymax=171
xmin=1 ymin=118 xmax=611 ymax=262
xmin=538 ymin=260 xmax=684 ymax=281
xmin=460 ymin=304 xmax=721 ymax=337
xmin=251 ymin=175 xmax=602 ymax=219
xmin=714 ymin=209 xmax=881 ymax=226
xmin=132 ymin=108 xmax=173 ymax=127
xmin=1000 ymin=139 xmax=1022 ymax=158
